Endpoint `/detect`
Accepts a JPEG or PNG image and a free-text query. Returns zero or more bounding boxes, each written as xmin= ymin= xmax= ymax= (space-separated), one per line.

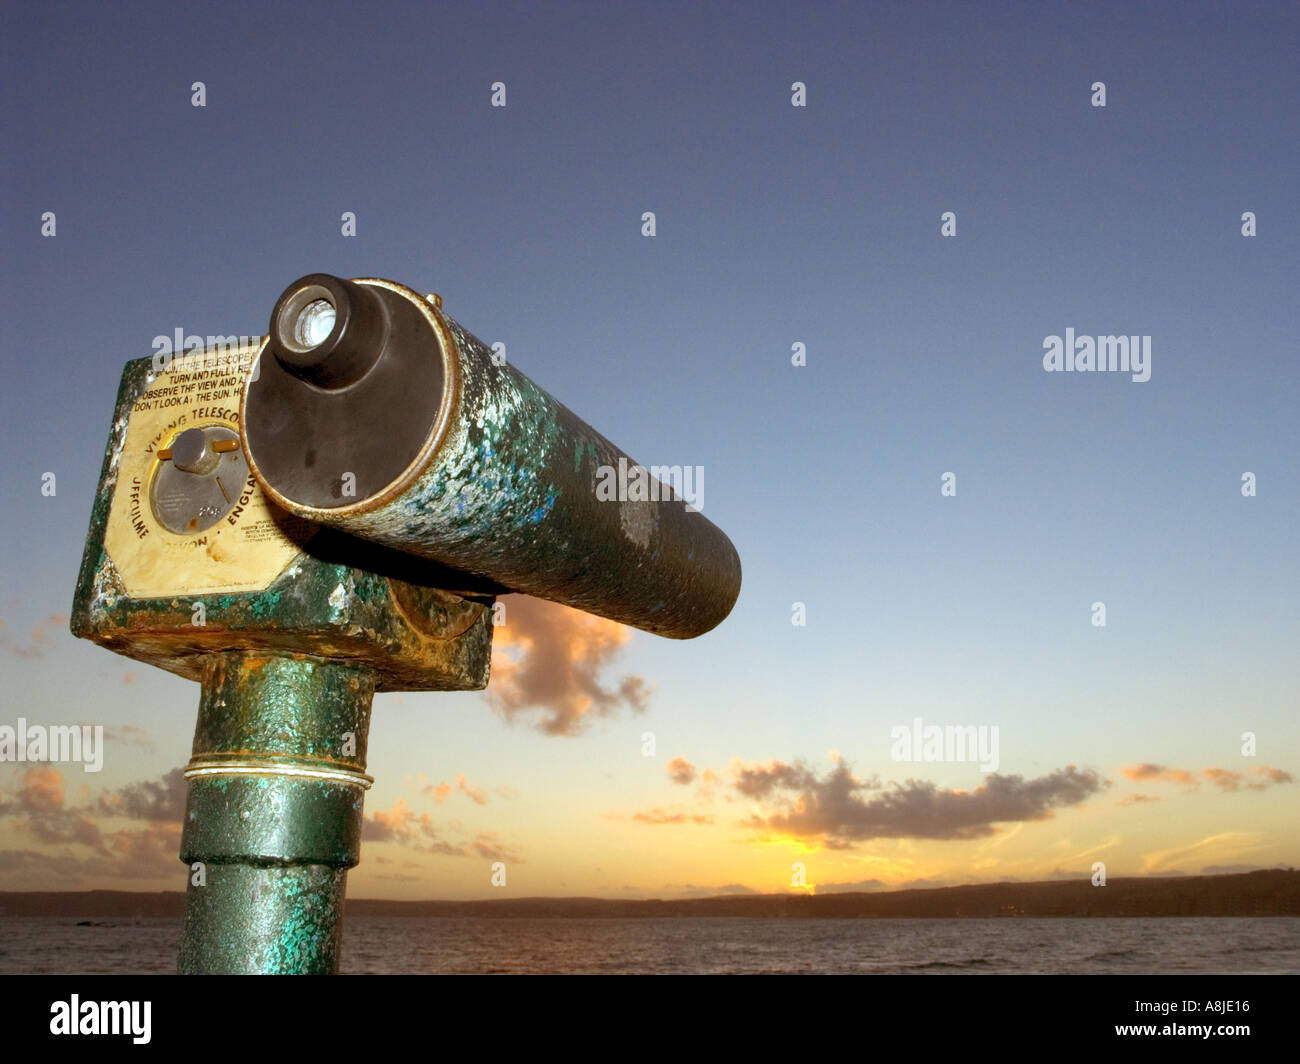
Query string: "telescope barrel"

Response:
xmin=242 ymin=275 xmax=741 ymax=639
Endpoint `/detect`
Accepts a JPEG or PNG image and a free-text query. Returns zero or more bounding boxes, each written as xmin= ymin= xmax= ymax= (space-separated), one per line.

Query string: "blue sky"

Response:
xmin=1 ymin=1 xmax=1296 ymax=898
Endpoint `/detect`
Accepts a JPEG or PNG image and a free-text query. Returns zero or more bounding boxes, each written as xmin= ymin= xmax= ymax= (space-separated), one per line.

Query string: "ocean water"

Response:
xmin=1 ymin=916 xmax=1296 ymax=974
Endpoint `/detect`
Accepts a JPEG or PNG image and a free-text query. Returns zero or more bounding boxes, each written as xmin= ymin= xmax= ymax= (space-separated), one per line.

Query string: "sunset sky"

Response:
xmin=1 ymin=1 xmax=1296 ymax=900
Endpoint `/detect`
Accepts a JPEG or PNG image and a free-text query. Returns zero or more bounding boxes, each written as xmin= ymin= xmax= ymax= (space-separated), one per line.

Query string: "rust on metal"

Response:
xmin=71 ymin=350 xmax=500 ymax=973
xmin=243 ymin=274 xmax=742 ymax=638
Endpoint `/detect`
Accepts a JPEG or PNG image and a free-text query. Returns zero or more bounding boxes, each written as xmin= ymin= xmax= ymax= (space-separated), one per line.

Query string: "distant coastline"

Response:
xmin=1 ymin=869 xmax=1295 ymax=919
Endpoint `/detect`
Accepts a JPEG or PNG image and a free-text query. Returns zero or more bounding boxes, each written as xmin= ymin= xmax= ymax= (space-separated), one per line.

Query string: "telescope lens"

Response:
xmin=275 ymin=284 xmax=338 ymax=355
xmin=295 ymin=299 xmax=336 ymax=349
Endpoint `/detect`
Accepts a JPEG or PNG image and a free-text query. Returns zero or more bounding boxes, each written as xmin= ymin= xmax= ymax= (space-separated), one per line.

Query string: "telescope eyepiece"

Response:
xmin=269 ymin=274 xmax=389 ymax=389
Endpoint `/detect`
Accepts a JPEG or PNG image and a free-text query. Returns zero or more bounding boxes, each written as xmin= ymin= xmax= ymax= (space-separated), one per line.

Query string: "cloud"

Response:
xmin=1141 ymin=832 xmax=1261 ymax=874
xmin=733 ymin=759 xmax=822 ymax=798
xmin=5 ymin=614 xmax=69 ymax=660
xmin=1120 ymin=763 xmax=1293 ymax=792
xmin=421 ymin=831 xmax=523 ymax=863
xmin=0 ymin=827 xmax=181 ymax=882
xmin=631 ymin=808 xmax=714 ymax=826
xmin=1248 ymin=767 xmax=1294 ymax=786
xmin=665 ymin=757 xmax=697 ymax=785
xmin=1117 ymin=793 xmax=1160 ymax=806
xmin=0 ymin=765 xmax=184 ymax=882
xmin=99 ymin=824 xmax=184 ymax=880
xmin=421 ymin=775 xmax=489 ymax=805
xmin=1201 ymin=768 xmax=1242 ymax=791
xmin=1202 ymin=766 xmax=1294 ymax=791
xmin=464 ymin=831 xmax=520 ymax=863
xmin=101 ymin=723 xmax=152 ymax=750
xmin=1052 ymin=836 xmax=1120 ymax=865
xmin=455 ymin=774 xmax=488 ymax=805
xmin=362 ymin=799 xmax=522 ymax=863
xmin=0 ymin=849 xmax=93 ymax=876
xmin=694 ymin=766 xmax=721 ymax=801
xmin=363 ymin=799 xmax=438 ymax=843
xmin=1121 ymin=763 xmax=1197 ymax=786
xmin=97 ymin=768 xmax=186 ymax=821
xmin=3 ymin=763 xmax=65 ymax=813
xmin=731 ymin=757 xmax=1108 ymax=848
xmin=486 ymin=595 xmax=651 ymax=735
xmin=0 ymin=765 xmax=103 ymax=849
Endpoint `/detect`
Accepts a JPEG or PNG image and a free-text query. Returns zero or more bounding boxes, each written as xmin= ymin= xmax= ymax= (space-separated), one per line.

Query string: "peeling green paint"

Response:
xmin=178 ymin=654 xmax=373 ymax=974
xmin=266 ymin=308 xmax=741 ymax=639
xmin=72 ymin=356 xmax=497 ymax=975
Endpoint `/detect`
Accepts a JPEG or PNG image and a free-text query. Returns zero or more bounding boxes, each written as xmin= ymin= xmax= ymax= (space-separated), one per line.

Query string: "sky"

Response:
xmin=0 ymin=0 xmax=1296 ymax=901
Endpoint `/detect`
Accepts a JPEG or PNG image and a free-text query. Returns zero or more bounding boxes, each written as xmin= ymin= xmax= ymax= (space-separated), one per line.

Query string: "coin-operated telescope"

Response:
xmin=71 ymin=275 xmax=741 ymax=973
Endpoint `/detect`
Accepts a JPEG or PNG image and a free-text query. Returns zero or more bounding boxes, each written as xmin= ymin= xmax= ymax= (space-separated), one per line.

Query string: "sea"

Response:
xmin=1 ymin=916 xmax=1297 ymax=974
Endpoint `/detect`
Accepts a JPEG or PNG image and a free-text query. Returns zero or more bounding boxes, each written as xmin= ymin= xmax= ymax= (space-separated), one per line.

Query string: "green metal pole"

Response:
xmin=178 ymin=653 xmax=375 ymax=974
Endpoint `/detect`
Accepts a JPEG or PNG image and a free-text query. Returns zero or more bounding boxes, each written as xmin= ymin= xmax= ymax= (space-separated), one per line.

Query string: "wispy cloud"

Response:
xmin=421 ymin=773 xmax=489 ymax=805
xmin=1121 ymin=763 xmax=1198 ymax=786
xmin=1140 ymin=832 xmax=1262 ymax=874
xmin=665 ymin=756 xmax=697 ymax=785
xmin=2 ymin=614 xmax=68 ymax=660
xmin=1117 ymin=793 xmax=1160 ymax=806
xmin=1121 ymin=763 xmax=1293 ymax=792
xmin=454 ymin=774 xmax=487 ymax=805
xmin=362 ymin=798 xmax=522 ymax=863
xmin=362 ymin=798 xmax=438 ymax=843
xmin=630 ymin=808 xmax=714 ymax=826
xmin=102 ymin=723 xmax=152 ymax=750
